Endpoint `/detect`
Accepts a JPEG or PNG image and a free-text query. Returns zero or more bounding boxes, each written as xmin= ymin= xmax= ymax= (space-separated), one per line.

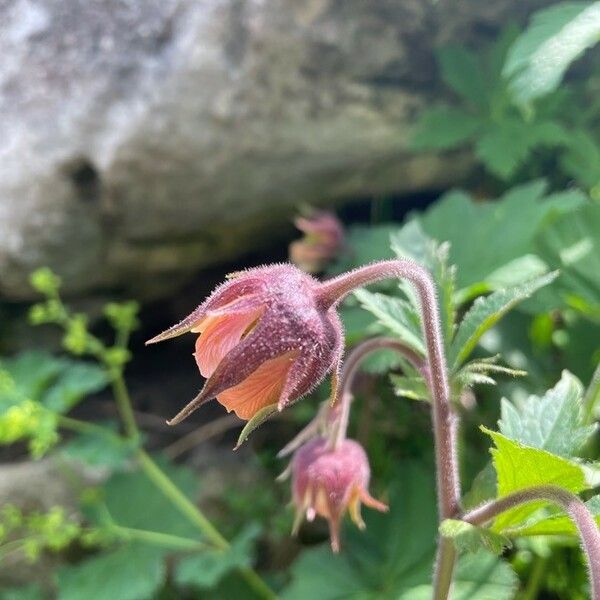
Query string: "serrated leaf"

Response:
xmin=483 ymin=428 xmax=592 ymax=530
xmin=354 ymin=289 xmax=425 ymax=356
xmin=440 ymin=519 xmax=512 ymax=555
xmin=410 ymin=106 xmax=482 ymax=150
xmin=437 ymin=45 xmax=488 ymax=108
xmin=420 ymin=180 xmax=584 ymax=295
xmin=235 ymin=404 xmax=278 ymax=449
xmin=498 ymin=370 xmax=595 ymax=457
xmin=504 ymin=2 xmax=600 ymax=105
xmin=450 ymin=272 xmax=558 ymax=369
xmin=57 ymin=542 xmax=165 ymax=600
xmin=391 ymin=374 xmax=430 ymax=402
xmin=175 ymin=523 xmax=260 ymax=589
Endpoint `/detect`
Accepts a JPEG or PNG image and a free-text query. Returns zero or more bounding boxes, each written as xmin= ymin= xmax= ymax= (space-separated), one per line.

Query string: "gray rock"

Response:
xmin=0 ymin=0 xmax=545 ymax=300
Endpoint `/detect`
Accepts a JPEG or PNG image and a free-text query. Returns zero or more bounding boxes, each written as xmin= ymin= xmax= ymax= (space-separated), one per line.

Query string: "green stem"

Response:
xmin=111 ymin=373 xmax=277 ymax=600
xmin=110 ymin=372 xmax=140 ymax=440
xmin=112 ymin=525 xmax=209 ymax=551
xmin=136 ymin=449 xmax=228 ymax=549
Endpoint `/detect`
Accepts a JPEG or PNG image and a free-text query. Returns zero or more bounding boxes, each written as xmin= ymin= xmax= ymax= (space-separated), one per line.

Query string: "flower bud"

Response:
xmin=291 ymin=437 xmax=387 ymax=552
xmin=147 ymin=264 xmax=343 ymax=425
xmin=289 ymin=210 xmax=344 ymax=273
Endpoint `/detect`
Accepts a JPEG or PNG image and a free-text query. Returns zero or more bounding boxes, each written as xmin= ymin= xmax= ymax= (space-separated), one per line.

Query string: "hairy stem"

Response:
xmin=316 ymin=260 xmax=460 ymax=598
xmin=331 ymin=336 xmax=425 ymax=448
xmin=463 ymin=485 xmax=600 ymax=600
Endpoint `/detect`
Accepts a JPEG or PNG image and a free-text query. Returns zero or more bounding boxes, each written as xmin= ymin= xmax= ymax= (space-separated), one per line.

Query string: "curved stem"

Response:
xmin=331 ymin=337 xmax=426 ymax=448
xmin=316 ymin=260 xmax=460 ymax=599
xmin=462 ymin=485 xmax=600 ymax=600
xmin=110 ymin=373 xmax=277 ymax=600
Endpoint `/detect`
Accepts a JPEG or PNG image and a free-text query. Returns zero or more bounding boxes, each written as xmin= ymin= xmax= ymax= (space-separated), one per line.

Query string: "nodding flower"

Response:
xmin=289 ymin=210 xmax=344 ymax=273
xmin=291 ymin=436 xmax=388 ymax=552
xmin=146 ymin=264 xmax=343 ymax=425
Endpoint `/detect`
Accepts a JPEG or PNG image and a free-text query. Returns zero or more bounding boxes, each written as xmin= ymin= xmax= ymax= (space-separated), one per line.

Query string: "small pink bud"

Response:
xmin=291 ymin=437 xmax=388 ymax=552
xmin=146 ymin=264 xmax=343 ymax=425
xmin=289 ymin=210 xmax=344 ymax=273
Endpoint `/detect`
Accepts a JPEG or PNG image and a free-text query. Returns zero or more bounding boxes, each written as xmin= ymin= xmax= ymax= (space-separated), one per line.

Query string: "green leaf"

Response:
xmin=483 ymin=428 xmax=592 ymax=530
xmin=0 ymin=351 xmax=108 ymax=414
xmin=332 ymin=224 xmax=396 ymax=273
xmin=447 ymin=551 xmax=518 ymax=600
xmin=420 ymin=180 xmax=584 ymax=294
xmin=450 ymin=272 xmax=558 ymax=369
xmin=391 ymin=374 xmax=430 ymax=402
xmin=96 ymin=457 xmax=200 ymax=537
xmin=437 ymin=45 xmax=488 ymax=108
xmin=0 ymin=585 xmax=44 ymax=600
xmin=175 ymin=524 xmax=260 ymax=589
xmin=475 ymin=121 xmax=535 ymax=180
xmin=498 ymin=370 xmax=595 ymax=457
xmin=560 ymin=129 xmax=600 ymax=192
xmin=60 ymin=423 xmax=140 ymax=469
xmin=474 ymin=119 xmax=568 ymax=180
xmin=57 ymin=542 xmax=166 ymax=600
xmin=0 ymin=351 xmax=66 ymax=400
xmin=504 ymin=2 xmax=600 ymax=105
xmin=235 ymin=404 xmax=278 ymax=449
xmin=536 ymin=203 xmax=600 ymax=318
xmin=410 ymin=106 xmax=482 ymax=150
xmin=42 ymin=362 xmax=109 ymax=413
xmin=394 ymin=551 xmax=519 ymax=600
xmin=440 ymin=519 xmax=512 ymax=555
xmin=354 ymin=289 xmax=425 ymax=355
xmin=59 ymin=458 xmax=202 ymax=600
xmin=507 ymin=496 xmax=600 ymax=537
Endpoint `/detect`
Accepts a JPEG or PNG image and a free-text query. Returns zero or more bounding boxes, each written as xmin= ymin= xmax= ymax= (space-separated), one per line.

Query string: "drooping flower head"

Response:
xmin=291 ymin=436 xmax=388 ymax=552
xmin=289 ymin=210 xmax=344 ymax=273
xmin=146 ymin=264 xmax=343 ymax=425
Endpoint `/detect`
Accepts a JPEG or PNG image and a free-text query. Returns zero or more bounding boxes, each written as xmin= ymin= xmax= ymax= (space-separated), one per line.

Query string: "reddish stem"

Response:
xmin=316 ymin=260 xmax=460 ymax=599
xmin=463 ymin=485 xmax=600 ymax=600
xmin=331 ymin=337 xmax=425 ymax=448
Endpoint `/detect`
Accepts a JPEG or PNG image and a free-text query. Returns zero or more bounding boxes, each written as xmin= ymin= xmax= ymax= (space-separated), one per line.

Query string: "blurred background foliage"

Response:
xmin=1 ymin=1 xmax=600 ymax=599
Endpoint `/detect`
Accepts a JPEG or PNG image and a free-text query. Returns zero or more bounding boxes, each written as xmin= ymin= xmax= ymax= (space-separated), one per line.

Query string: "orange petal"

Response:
xmin=217 ymin=351 xmax=298 ymax=420
xmin=349 ymin=490 xmax=366 ymax=530
xmin=359 ymin=488 xmax=389 ymax=513
xmin=193 ymin=308 xmax=262 ymax=378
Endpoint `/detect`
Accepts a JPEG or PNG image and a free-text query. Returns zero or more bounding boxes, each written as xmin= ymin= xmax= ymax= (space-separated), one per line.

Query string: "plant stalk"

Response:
xmin=331 ymin=336 xmax=426 ymax=448
xmin=110 ymin=373 xmax=277 ymax=600
xmin=316 ymin=260 xmax=461 ymax=598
